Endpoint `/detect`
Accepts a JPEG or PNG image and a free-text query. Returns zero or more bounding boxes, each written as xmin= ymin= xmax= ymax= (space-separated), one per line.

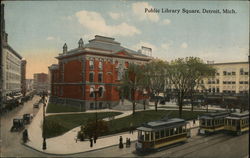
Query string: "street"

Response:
xmin=0 ymin=95 xmax=48 ymax=157
xmin=0 ymin=97 xmax=249 ymax=157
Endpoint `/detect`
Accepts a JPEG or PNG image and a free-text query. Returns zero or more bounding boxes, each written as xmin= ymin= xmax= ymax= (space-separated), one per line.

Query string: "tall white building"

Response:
xmin=203 ymin=61 xmax=249 ymax=94
xmin=1 ymin=4 xmax=23 ymax=110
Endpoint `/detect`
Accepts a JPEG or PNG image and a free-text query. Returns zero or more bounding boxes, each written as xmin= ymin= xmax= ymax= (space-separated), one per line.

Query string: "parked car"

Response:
xmin=10 ymin=118 xmax=25 ymax=132
xmin=23 ymin=113 xmax=33 ymax=124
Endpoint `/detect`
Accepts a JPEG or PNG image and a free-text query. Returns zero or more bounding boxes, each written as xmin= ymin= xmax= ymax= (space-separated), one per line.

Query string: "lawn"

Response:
xmin=46 ymin=103 xmax=84 ymax=113
xmin=44 ymin=110 xmax=205 ymax=138
xmin=105 ymin=110 xmax=205 ymax=135
xmin=43 ymin=112 xmax=122 ymax=138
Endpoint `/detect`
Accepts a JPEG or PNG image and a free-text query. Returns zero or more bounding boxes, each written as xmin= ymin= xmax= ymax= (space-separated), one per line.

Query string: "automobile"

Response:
xmin=10 ymin=118 xmax=25 ymax=132
xmin=23 ymin=113 xmax=33 ymax=124
xmin=33 ymin=102 xmax=39 ymax=108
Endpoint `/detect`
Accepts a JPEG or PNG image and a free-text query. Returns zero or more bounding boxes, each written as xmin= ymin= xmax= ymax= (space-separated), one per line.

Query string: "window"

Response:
xmin=89 ymin=87 xmax=94 ymax=97
xmin=216 ymin=88 xmax=220 ymax=92
xmin=232 ymin=81 xmax=236 ymax=84
xmin=98 ymin=61 xmax=103 ymax=70
xmin=216 ymin=79 xmax=219 ymax=84
xmin=216 ymin=72 xmax=220 ymax=76
xmin=89 ymin=60 xmax=94 ymax=70
xmin=99 ymin=87 xmax=103 ymax=97
xmin=90 ymin=103 xmax=94 ymax=109
xmin=165 ymin=129 xmax=169 ymax=136
xmin=223 ymin=81 xmax=227 ymax=84
xmin=223 ymin=71 xmax=227 ymax=76
xmin=89 ymin=72 xmax=94 ymax=82
xmin=245 ymin=72 xmax=249 ymax=75
xmin=98 ymin=73 xmax=103 ymax=82
xmin=239 ymin=81 xmax=244 ymax=84
xmin=160 ymin=130 xmax=165 ymax=138
xmin=240 ymin=68 xmax=244 ymax=75
xmin=244 ymin=81 xmax=248 ymax=84
xmin=232 ymin=72 xmax=236 ymax=75
xmin=155 ymin=131 xmax=160 ymax=139
xmin=99 ymin=102 xmax=103 ymax=109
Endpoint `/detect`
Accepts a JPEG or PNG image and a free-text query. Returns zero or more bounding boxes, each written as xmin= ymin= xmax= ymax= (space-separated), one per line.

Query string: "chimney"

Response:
xmin=78 ymin=38 xmax=83 ymax=48
xmin=63 ymin=43 xmax=67 ymax=54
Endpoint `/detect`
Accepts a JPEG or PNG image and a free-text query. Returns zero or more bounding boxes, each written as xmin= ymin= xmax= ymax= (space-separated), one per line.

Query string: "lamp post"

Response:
xmin=93 ymin=88 xmax=100 ymax=143
xmin=42 ymin=92 xmax=46 ymax=150
xmin=142 ymin=89 xmax=147 ymax=110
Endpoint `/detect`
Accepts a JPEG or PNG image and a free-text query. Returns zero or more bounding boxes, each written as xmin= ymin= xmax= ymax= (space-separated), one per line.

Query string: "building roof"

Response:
xmin=4 ymin=44 xmax=22 ymax=59
xmin=211 ymin=61 xmax=249 ymax=65
xmin=48 ymin=64 xmax=59 ymax=70
xmin=57 ymin=35 xmax=149 ymax=59
xmin=229 ymin=111 xmax=249 ymax=118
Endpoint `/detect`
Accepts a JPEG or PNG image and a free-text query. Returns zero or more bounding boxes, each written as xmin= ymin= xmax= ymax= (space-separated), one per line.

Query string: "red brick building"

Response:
xmin=49 ymin=35 xmax=152 ymax=110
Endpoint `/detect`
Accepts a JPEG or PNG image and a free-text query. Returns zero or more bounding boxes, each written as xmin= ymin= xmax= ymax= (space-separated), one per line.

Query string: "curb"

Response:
xmin=22 ymin=139 xmax=137 ymax=156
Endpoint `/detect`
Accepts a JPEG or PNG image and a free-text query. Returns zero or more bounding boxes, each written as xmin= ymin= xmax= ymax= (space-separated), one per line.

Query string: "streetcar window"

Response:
xmin=179 ymin=127 xmax=182 ymax=133
xmin=151 ymin=132 xmax=154 ymax=141
xmin=170 ymin=128 xmax=174 ymax=135
xmin=183 ymin=125 xmax=186 ymax=132
xmin=174 ymin=128 xmax=177 ymax=134
xmin=166 ymin=129 xmax=169 ymax=136
xmin=145 ymin=132 xmax=150 ymax=141
xmin=155 ymin=131 xmax=160 ymax=139
xmin=232 ymin=120 xmax=235 ymax=126
xmin=207 ymin=120 xmax=211 ymax=126
xmin=160 ymin=129 xmax=165 ymax=138
xmin=201 ymin=119 xmax=205 ymax=126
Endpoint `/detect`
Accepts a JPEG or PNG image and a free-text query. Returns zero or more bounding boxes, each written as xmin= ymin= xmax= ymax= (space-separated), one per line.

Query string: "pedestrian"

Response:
xmin=119 ymin=136 xmax=123 ymax=149
xmin=94 ymin=135 xmax=97 ymax=143
xmin=193 ymin=119 xmax=196 ymax=124
xmin=126 ymin=138 xmax=129 ymax=148
xmin=90 ymin=137 xmax=93 ymax=147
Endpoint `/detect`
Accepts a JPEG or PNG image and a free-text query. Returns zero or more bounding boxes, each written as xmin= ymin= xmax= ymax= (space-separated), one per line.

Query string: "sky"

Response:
xmin=3 ymin=0 xmax=249 ymax=79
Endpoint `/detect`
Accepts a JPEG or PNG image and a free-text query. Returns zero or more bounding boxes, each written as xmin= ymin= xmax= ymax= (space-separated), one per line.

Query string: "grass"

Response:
xmin=46 ymin=103 xmax=83 ymax=113
xmin=44 ymin=112 xmax=122 ymax=138
xmin=44 ymin=110 xmax=205 ymax=138
xmin=105 ymin=110 xmax=205 ymax=135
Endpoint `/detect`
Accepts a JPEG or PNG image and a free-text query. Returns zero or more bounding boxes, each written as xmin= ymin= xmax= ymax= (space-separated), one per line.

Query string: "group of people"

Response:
xmin=119 ymin=136 xmax=131 ymax=149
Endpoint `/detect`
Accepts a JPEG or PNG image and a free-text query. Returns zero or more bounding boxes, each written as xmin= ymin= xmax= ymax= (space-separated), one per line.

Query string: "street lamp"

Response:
xmin=92 ymin=88 xmax=103 ymax=143
xmin=142 ymin=89 xmax=147 ymax=110
xmin=42 ymin=92 xmax=46 ymax=150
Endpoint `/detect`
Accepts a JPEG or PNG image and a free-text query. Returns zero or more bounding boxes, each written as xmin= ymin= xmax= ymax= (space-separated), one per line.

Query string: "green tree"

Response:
xmin=167 ymin=57 xmax=216 ymax=118
xmin=120 ymin=63 xmax=145 ymax=115
xmin=84 ymin=119 xmax=109 ymax=138
xmin=144 ymin=60 xmax=167 ymax=111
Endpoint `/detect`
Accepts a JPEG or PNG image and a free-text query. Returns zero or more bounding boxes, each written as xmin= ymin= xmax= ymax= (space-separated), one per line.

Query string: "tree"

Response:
xmin=144 ymin=60 xmax=167 ymax=111
xmin=84 ymin=119 xmax=109 ymax=139
xmin=167 ymin=57 xmax=216 ymax=118
xmin=120 ymin=63 xmax=145 ymax=115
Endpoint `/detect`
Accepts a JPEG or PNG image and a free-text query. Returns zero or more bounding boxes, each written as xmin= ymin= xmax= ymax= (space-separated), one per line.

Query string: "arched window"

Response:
xmin=89 ymin=60 xmax=94 ymax=70
xmin=89 ymin=87 xmax=94 ymax=97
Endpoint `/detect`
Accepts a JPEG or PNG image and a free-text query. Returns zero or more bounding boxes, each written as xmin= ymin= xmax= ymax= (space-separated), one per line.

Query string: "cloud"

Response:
xmin=109 ymin=12 xmax=121 ymax=20
xmin=161 ymin=41 xmax=173 ymax=50
xmin=132 ymin=2 xmax=159 ymax=22
xmin=61 ymin=16 xmax=73 ymax=20
xmin=181 ymin=42 xmax=188 ymax=48
xmin=162 ymin=19 xmax=171 ymax=25
xmin=47 ymin=36 xmax=55 ymax=40
xmin=75 ymin=10 xmax=141 ymax=37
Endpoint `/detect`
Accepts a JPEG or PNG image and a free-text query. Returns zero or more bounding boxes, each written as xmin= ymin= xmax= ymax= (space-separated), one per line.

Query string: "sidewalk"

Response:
xmin=25 ymin=98 xmax=200 ymax=155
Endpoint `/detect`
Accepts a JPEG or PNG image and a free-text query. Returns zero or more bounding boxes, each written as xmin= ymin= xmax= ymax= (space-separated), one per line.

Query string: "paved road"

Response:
xmin=0 ymin=95 xmax=50 ymax=157
xmin=71 ymin=133 xmax=249 ymax=157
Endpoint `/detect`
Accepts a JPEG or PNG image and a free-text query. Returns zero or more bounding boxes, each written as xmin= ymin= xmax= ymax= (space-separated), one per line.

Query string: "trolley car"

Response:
xmin=224 ymin=111 xmax=249 ymax=135
xmin=136 ymin=118 xmax=190 ymax=152
xmin=199 ymin=111 xmax=230 ymax=134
